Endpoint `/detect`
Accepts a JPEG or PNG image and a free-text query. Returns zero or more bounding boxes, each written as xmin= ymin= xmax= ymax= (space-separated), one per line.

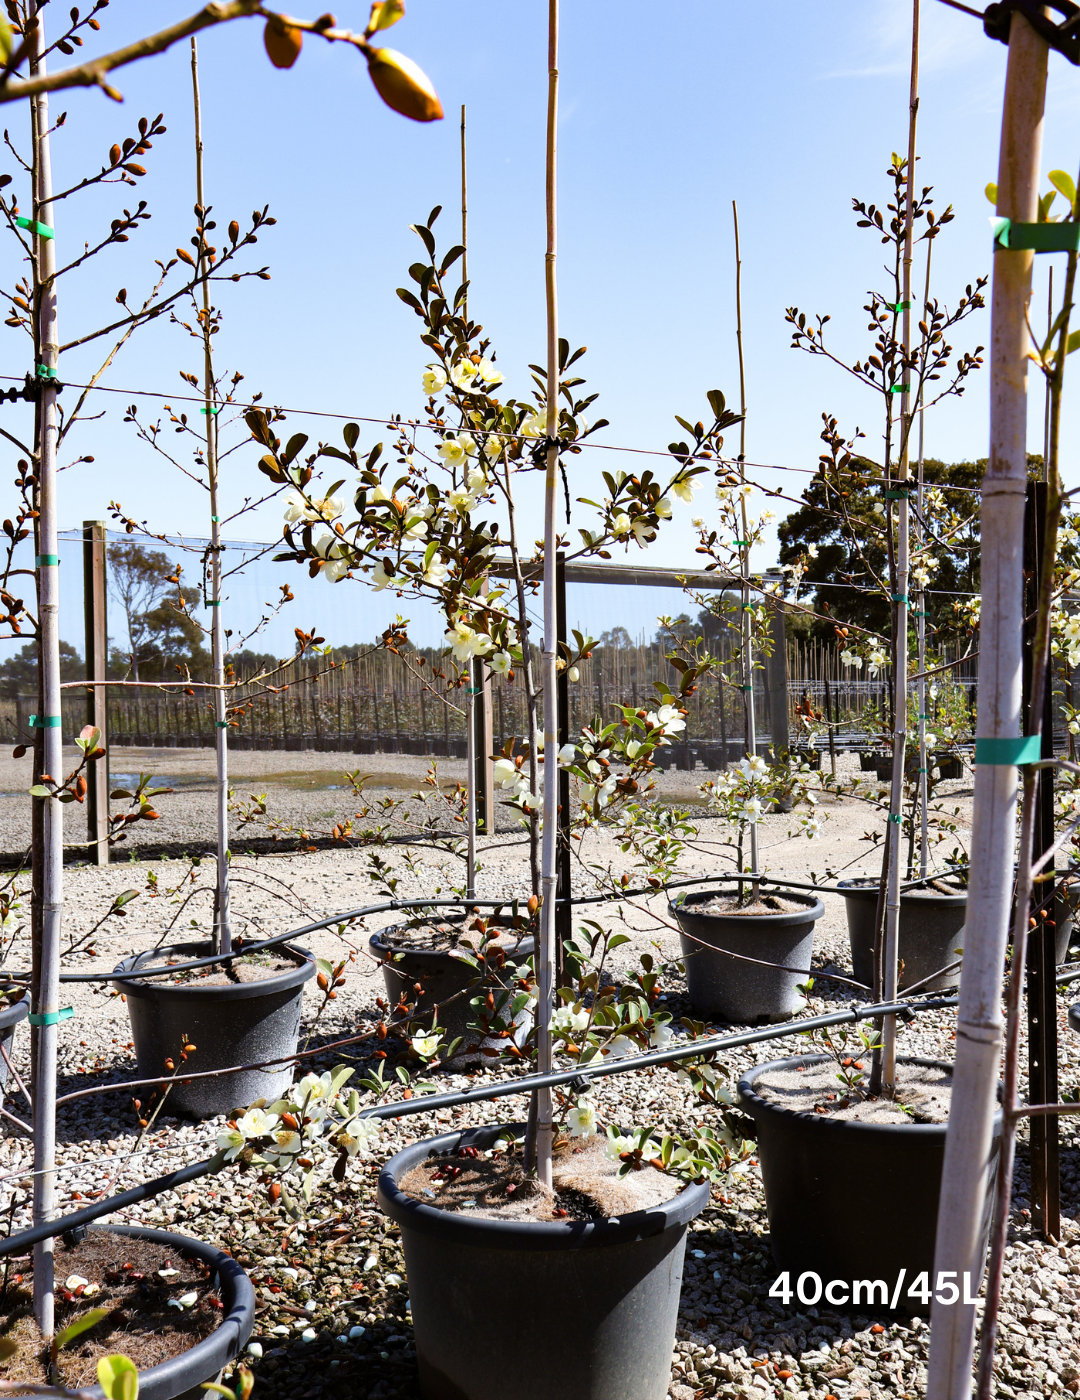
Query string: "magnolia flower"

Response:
xmin=314 ymin=533 xmax=349 ymax=583
xmin=411 ymin=1033 xmax=441 ymax=1058
xmin=567 ymin=1099 xmax=597 ymax=1138
xmin=604 ymin=1132 xmax=635 ymax=1162
xmin=567 ymin=664 xmax=580 ymax=682
xmin=739 ymin=797 xmax=763 ymax=824
xmin=450 ymin=358 xmax=478 ymax=390
xmin=467 ymin=466 xmax=488 ymax=494
xmin=520 ymin=411 xmax=546 ymax=438
xmin=840 ymin=649 xmax=862 ymax=670
xmin=372 ymin=560 xmax=397 ymax=591
xmin=283 ymin=489 xmax=311 ymax=523
xmin=611 ymin=513 xmax=631 ymax=537
xmin=446 ymin=619 xmax=494 ymax=662
xmin=423 ymin=365 xmax=448 ymax=395
xmin=671 ymin=477 xmax=697 ymax=504
xmin=237 ymin=1107 xmax=279 ymax=1139
xmin=493 ymin=757 xmax=520 ymax=789
xmin=423 ymin=555 xmax=449 ymax=587
xmin=654 ymin=497 xmax=673 ymax=520
xmin=624 ymin=739 xmax=642 ymax=760
xmin=738 ymin=754 xmax=768 ymax=780
xmin=402 ymin=516 xmax=428 ymax=542
xmin=649 ymin=1020 xmax=673 ymax=1049
xmin=269 ymin=1129 xmax=303 ymax=1160
xmin=296 ymin=1070 xmax=335 ymax=1103
xmin=476 ymin=356 xmax=503 ymax=386
xmin=552 ymin=1003 xmax=589 ymax=1035
xmin=371 ymin=483 xmax=391 ymax=504
xmin=484 ymin=434 xmax=504 ymax=463
xmin=558 ymin=743 xmax=578 ymax=765
xmin=217 ymin=1128 xmax=246 ymax=1162
xmin=447 ymin=488 xmax=477 ymax=514
xmin=438 ymin=437 xmax=468 ymax=468
xmin=807 ymin=543 xmax=819 ymax=558
xmin=650 ymin=704 xmax=686 ymax=735
xmin=866 ymin=647 xmax=888 ymax=678
xmin=520 ymin=790 xmax=542 ymax=812
xmin=604 ymin=1034 xmax=636 ymax=1060
xmin=803 ymin=816 xmax=823 ymax=839
xmin=313 ymin=495 xmax=343 ymax=522
xmin=631 ymin=518 xmax=656 ymax=545
xmin=488 ymin=650 xmax=512 ymax=675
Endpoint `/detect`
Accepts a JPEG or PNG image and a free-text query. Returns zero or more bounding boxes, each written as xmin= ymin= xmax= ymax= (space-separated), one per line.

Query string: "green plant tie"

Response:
xmin=892 ymin=595 xmax=908 ymax=604
xmin=888 ymin=813 xmax=902 ymax=824
xmin=208 ymin=599 xmax=222 ymax=606
xmin=992 ymin=217 xmax=1080 ymax=253
xmin=29 ymin=714 xmax=61 ymax=728
xmin=465 ymin=686 xmax=482 ymax=695
xmin=211 ymin=515 xmax=220 ymax=523
xmin=891 ymin=301 xmax=911 ymax=311
xmin=738 ymin=684 xmax=753 ymax=691
xmin=34 ymin=554 xmax=58 ymax=567
xmin=884 ymin=490 xmax=912 ymax=500
xmin=215 ymin=720 xmax=228 ymax=728
xmin=36 ymin=364 xmax=58 ymax=380
xmin=974 ymin=735 xmax=1042 ymax=765
xmin=200 ymin=407 xmax=220 ymax=415
xmin=913 ymin=610 xmax=931 ymax=618
xmin=732 ymin=540 xmax=749 ymax=548
xmin=889 ymin=384 xmax=911 ymax=393
xmin=28 ymin=1007 xmax=73 ymax=1026
xmin=17 ymin=217 xmax=54 ymax=239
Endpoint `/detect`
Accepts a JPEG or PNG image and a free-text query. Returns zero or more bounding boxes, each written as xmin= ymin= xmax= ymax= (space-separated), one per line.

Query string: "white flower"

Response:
xmin=807 ymin=544 xmax=819 ymax=558
xmin=604 ymin=1034 xmax=635 ymax=1060
xmin=423 ymin=555 xmax=449 ymax=587
xmin=371 ymin=483 xmax=390 ymax=504
xmin=476 ymin=356 xmax=503 ymax=386
xmin=238 ymin=1107 xmax=280 ymax=1139
xmin=739 ymin=798 xmax=763 ymax=824
xmin=402 ymin=515 xmax=428 ymax=541
xmin=567 ymin=1099 xmax=597 ymax=1138
xmin=671 ymin=477 xmax=697 ymax=504
xmin=438 ymin=437 xmax=468 ymax=468
xmin=866 ymin=647 xmax=888 ymax=678
xmin=520 ymin=790 xmax=541 ymax=812
xmin=649 ymin=704 xmax=686 ymax=736
xmin=447 ymin=488 xmax=477 ymax=515
xmin=283 ymin=489 xmax=310 ymax=523
xmin=840 ymin=649 xmax=862 ymax=670
xmin=649 ymin=1020 xmax=673 ymax=1049
xmin=466 ymin=466 xmax=488 ymax=493
xmin=445 ymin=619 xmax=494 ymax=662
xmin=450 ymin=358 xmax=478 ymax=391
xmin=520 ymin=411 xmax=546 ymax=438
xmin=372 ymin=560 xmax=397 ymax=591
xmin=738 ymin=754 xmax=768 ymax=780
xmin=314 ymin=495 xmax=343 ymax=522
xmin=558 ymin=743 xmax=578 ymax=765
xmin=654 ymin=497 xmax=673 ymax=520
xmin=611 ymin=513 xmax=631 ymax=537
xmin=314 ymin=533 xmax=349 ymax=583
xmin=604 ymin=1132 xmax=634 ymax=1162
xmin=411 ymin=1033 xmax=441 ymax=1059
xmin=423 ymin=365 xmax=448 ymax=395
xmin=489 ymin=650 xmax=512 ymax=675
xmin=493 ymin=757 xmax=521 ymax=789
xmin=217 ymin=1128 xmax=246 ymax=1162
xmin=484 ymin=434 xmax=504 ymax=463
xmin=269 ymin=1128 xmax=303 ymax=1160
xmin=552 ymin=1004 xmax=589 ymax=1035
xmin=803 ymin=816 xmax=823 ymax=839
xmin=65 ymin=1275 xmax=89 ymax=1291
xmin=567 ymin=665 xmax=580 ymax=682
xmin=631 ymin=518 xmax=656 ymax=545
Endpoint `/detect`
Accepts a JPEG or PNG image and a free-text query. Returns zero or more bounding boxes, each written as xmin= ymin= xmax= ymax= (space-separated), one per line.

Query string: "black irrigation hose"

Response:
xmin=0 ymin=991 xmax=959 ymax=1259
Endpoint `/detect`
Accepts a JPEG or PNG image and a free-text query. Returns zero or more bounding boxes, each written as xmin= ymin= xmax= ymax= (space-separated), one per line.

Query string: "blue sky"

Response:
xmin=6 ymin=1 xmax=1080 ymax=655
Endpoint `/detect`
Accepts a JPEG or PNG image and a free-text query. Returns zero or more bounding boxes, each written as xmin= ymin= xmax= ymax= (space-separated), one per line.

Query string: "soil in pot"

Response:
xmin=398 ymin=1132 xmax=677 ymax=1223
xmin=0 ymin=1234 xmax=220 ymax=1389
xmin=146 ymin=951 xmax=298 ymax=988
xmin=370 ymin=918 xmax=534 ymax=1061
xmin=739 ymin=1053 xmax=1001 ymax=1305
xmin=671 ymin=885 xmax=824 ymax=1025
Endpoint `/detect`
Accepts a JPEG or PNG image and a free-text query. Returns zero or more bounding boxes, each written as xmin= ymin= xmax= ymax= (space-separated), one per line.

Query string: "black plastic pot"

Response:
xmin=839 ymin=877 xmax=966 ymax=992
xmin=669 ymin=884 xmax=824 ymax=1024
xmin=112 ymin=942 xmax=315 ymax=1119
xmin=933 ymin=751 xmax=964 ymax=781
xmin=739 ymin=1054 xmax=1001 ymax=1305
xmin=378 ymin=1124 xmax=708 ymax=1400
xmin=83 ymin=1223 xmax=254 ymax=1400
xmin=370 ymin=920 xmax=534 ymax=1056
xmin=859 ymin=751 xmax=887 ymax=772
xmin=0 ymin=995 xmax=27 ymax=1092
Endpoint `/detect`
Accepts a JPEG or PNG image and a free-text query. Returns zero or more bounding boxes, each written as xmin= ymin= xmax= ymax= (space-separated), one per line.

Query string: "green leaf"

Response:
xmin=98 ymin=1355 xmax=139 ymax=1400
xmin=343 ymin=422 xmax=360 ymax=450
xmin=370 ymin=0 xmax=405 ymax=30
xmin=330 ymin=1064 xmax=355 ymax=1094
xmin=1050 ymin=169 xmax=1078 ymax=211
xmin=200 ymin=1385 xmax=236 ymax=1399
xmin=1066 ymin=327 xmax=1080 ymax=357
xmin=56 ymin=1308 xmax=110 ymax=1352
xmin=706 ymin=389 xmax=727 ymax=421
xmin=0 ymin=1338 xmax=18 ymax=1360
xmin=28 ymin=785 xmax=52 ymax=798
xmin=985 ymin=182 xmax=998 ymax=206
xmin=1039 ymin=190 xmax=1058 ymax=222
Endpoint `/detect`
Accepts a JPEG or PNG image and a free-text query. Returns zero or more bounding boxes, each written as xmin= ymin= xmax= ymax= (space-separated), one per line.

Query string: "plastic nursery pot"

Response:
xmin=932 ymin=751 xmax=964 ymax=781
xmin=111 ymin=941 xmax=315 ymax=1120
xmin=82 ymin=1223 xmax=254 ymax=1400
xmin=838 ymin=877 xmax=966 ymax=992
xmin=377 ymin=1124 xmax=709 ymax=1400
xmin=669 ymin=883 xmax=824 ymax=1025
xmin=859 ymin=751 xmax=886 ymax=773
xmin=738 ymin=1054 xmax=1002 ymax=1307
xmin=369 ymin=918 xmax=535 ymax=1058
xmin=0 ymin=995 xmax=28 ymax=1093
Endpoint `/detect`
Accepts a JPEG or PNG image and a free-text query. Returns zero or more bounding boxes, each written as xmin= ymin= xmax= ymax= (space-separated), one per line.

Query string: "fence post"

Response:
xmin=82 ymin=521 xmax=109 ymax=866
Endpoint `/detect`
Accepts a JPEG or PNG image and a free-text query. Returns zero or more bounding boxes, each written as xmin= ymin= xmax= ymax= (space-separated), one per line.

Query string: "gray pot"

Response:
xmin=0 ymin=996 xmax=28 ymax=1092
xmin=83 ymin=1223 xmax=254 ymax=1400
xmin=370 ymin=919 xmax=534 ymax=1058
xmin=377 ymin=1124 xmax=708 ymax=1400
xmin=112 ymin=942 xmax=314 ymax=1120
xmin=839 ymin=878 xmax=966 ymax=992
xmin=669 ymin=884 xmax=824 ymax=1024
xmin=739 ymin=1054 xmax=1001 ymax=1303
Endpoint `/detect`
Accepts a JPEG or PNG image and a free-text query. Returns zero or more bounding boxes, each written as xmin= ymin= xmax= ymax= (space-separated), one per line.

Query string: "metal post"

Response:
xmin=555 ymin=552 xmax=572 ymax=988
xmin=82 ymin=521 xmax=108 ymax=866
xmin=1024 ymin=480 xmax=1060 ymax=1240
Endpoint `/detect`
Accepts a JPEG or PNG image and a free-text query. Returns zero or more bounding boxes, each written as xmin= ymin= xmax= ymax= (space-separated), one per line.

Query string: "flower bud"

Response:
xmin=366 ymin=47 xmax=443 ymax=122
xmin=264 ymin=17 xmax=303 ymax=69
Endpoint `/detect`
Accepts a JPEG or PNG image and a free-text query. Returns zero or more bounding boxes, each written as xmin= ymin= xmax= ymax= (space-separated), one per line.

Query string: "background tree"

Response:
xmin=106 ymin=541 xmax=206 ymax=680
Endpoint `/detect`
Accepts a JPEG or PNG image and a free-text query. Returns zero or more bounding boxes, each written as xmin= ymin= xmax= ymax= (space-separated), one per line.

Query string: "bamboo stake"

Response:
xmin=881 ymin=0 xmax=920 ymax=1095
xmin=917 ymin=239 xmax=933 ymax=876
xmin=28 ymin=0 xmax=61 ymax=1335
xmin=459 ymin=101 xmax=478 ymax=898
xmin=926 ymin=14 xmax=1048 ymax=1398
xmin=536 ymin=0 xmax=560 ymax=1190
xmin=732 ymin=201 xmax=757 ymax=891
xmin=191 ymin=37 xmax=231 ymax=956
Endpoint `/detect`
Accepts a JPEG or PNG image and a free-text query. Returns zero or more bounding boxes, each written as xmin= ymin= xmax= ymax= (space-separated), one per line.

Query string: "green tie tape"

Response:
xmin=892 ymin=595 xmax=908 ymax=604
xmin=34 ymin=554 xmax=58 ymax=567
xmin=889 ymin=384 xmax=911 ymax=393
xmin=208 ymin=600 xmax=221 ymax=606
xmin=29 ymin=714 xmax=61 ymax=728
xmin=17 ymin=217 xmax=55 ymax=239
xmin=36 ymin=365 xmax=58 ymax=380
xmin=974 ymin=735 xmax=1042 ymax=766
xmin=891 ymin=301 xmax=911 ymax=311
xmin=992 ymin=217 xmax=1080 ymax=253
xmin=211 ymin=515 xmax=220 ymax=523
xmin=28 ymin=1007 xmax=73 ymax=1027
xmin=201 ymin=407 xmax=219 ymax=416
xmin=465 ymin=686 xmax=482 ymax=695
xmin=732 ymin=540 xmax=749 ymax=548
xmin=215 ymin=720 xmax=228 ymax=728
xmin=738 ymin=685 xmax=753 ymax=692
xmin=913 ymin=610 xmax=931 ymax=618
xmin=888 ymin=812 xmax=902 ymax=824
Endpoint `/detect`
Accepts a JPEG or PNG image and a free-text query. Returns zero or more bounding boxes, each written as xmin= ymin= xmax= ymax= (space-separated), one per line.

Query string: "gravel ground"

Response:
xmin=0 ymin=749 xmax=1078 ymax=1399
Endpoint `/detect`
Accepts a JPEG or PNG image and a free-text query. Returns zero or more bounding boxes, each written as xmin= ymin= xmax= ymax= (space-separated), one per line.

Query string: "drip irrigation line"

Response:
xmin=0 ymin=1131 xmax=220 ymax=1189
xmin=0 ymin=989 xmax=959 ymax=1259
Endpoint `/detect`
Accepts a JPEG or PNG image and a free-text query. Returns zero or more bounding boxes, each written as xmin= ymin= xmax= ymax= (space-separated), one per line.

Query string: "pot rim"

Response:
xmin=0 ymin=997 xmax=28 ymax=1030
xmin=836 ymin=878 xmax=967 ymax=906
xmin=110 ymin=941 xmax=315 ymax=1002
xmin=668 ymin=885 xmax=825 ymax=928
xmin=377 ymin=1123 xmax=709 ymax=1251
xmin=370 ymin=919 xmax=535 ymax=965
xmin=738 ymin=1052 xmax=998 ymax=1137
xmin=84 ymin=1222 xmax=254 ymax=1400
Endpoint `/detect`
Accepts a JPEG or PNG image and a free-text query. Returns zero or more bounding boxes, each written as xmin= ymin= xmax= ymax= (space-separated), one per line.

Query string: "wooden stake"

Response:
xmin=83 ymin=520 xmax=109 ymax=866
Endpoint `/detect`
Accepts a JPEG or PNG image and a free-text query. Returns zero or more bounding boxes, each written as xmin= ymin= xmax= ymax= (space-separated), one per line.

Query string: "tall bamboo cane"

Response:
xmin=732 ymin=202 xmax=757 ymax=891
xmin=28 ymin=0 xmax=62 ymax=1335
xmin=926 ymin=13 xmax=1048 ymax=1398
xmin=191 ymin=37 xmax=231 ymax=955
xmin=536 ymin=0 xmax=559 ymax=1190
xmin=881 ymin=0 xmax=920 ymax=1096
xmin=917 ymin=240 xmax=933 ymax=878
xmin=461 ymin=101 xmax=478 ymax=900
